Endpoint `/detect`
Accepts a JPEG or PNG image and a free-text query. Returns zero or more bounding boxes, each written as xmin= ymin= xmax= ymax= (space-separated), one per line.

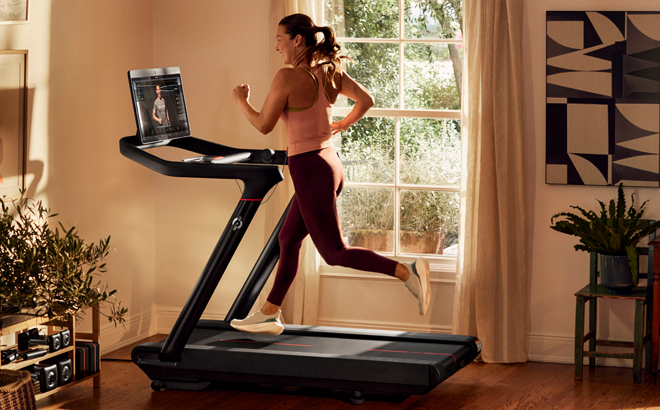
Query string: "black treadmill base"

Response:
xmin=133 ymin=321 xmax=480 ymax=397
xmin=139 ymin=362 xmax=441 ymax=396
xmin=152 ymin=377 xmax=412 ymax=405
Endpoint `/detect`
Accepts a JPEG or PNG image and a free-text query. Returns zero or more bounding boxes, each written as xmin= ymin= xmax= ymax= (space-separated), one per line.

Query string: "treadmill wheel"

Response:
xmin=350 ymin=390 xmax=365 ymax=405
xmin=151 ymin=380 xmax=164 ymax=391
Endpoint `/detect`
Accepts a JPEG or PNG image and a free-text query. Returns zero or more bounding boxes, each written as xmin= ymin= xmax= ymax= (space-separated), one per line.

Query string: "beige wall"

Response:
xmin=0 ymin=0 xmax=157 ymax=349
xmin=150 ymin=1 xmax=272 ymax=330
xmin=525 ymin=0 xmax=660 ymax=365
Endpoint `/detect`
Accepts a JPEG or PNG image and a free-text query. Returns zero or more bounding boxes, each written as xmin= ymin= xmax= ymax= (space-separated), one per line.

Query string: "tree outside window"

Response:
xmin=324 ymin=0 xmax=463 ymax=257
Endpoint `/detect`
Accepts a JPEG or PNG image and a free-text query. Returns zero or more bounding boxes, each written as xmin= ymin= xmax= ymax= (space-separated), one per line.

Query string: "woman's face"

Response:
xmin=275 ymin=25 xmax=299 ymax=65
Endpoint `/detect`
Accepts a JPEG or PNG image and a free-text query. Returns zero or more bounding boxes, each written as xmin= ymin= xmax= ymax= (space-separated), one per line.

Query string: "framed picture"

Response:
xmin=545 ymin=11 xmax=660 ymax=187
xmin=0 ymin=50 xmax=27 ymax=199
xmin=0 ymin=0 xmax=29 ymax=25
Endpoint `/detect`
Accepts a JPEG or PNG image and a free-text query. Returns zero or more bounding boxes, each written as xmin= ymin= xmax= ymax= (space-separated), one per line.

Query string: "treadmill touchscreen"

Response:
xmin=128 ymin=67 xmax=190 ymax=144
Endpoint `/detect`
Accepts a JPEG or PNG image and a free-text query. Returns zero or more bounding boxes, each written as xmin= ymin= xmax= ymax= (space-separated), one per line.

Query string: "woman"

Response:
xmin=230 ymin=13 xmax=430 ymax=335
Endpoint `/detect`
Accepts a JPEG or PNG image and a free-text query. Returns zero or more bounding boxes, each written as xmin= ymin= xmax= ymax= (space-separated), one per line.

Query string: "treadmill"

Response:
xmin=122 ymin=67 xmax=481 ymax=404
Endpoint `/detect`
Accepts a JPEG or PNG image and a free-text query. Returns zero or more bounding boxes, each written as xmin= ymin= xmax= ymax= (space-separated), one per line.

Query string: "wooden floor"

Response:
xmin=36 ymin=334 xmax=660 ymax=410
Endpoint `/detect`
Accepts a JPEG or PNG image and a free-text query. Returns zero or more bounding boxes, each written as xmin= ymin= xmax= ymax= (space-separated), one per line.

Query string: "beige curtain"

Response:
xmin=254 ymin=0 xmax=324 ymax=325
xmin=452 ymin=0 xmax=528 ymax=363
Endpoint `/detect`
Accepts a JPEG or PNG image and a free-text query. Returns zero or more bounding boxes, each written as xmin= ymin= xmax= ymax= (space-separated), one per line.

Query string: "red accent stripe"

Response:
xmin=273 ymin=343 xmax=313 ymax=347
xmin=213 ymin=156 xmax=224 ymax=159
xmin=424 ymin=352 xmax=457 ymax=363
xmin=240 ymin=198 xmax=263 ymax=202
xmin=369 ymin=349 xmax=410 ymax=353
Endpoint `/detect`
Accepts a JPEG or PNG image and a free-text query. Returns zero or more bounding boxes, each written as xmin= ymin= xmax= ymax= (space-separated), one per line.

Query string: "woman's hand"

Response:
xmin=331 ymin=120 xmax=349 ymax=135
xmin=232 ymin=84 xmax=250 ymax=105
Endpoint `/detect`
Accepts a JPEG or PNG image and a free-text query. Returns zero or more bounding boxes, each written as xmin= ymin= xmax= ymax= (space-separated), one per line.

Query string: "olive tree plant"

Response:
xmin=0 ymin=194 xmax=127 ymax=326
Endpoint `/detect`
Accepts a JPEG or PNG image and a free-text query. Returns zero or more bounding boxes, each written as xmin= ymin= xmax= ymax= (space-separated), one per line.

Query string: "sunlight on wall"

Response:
xmin=0 ymin=0 xmax=51 ymax=349
xmin=0 ymin=1 xmax=51 ymax=200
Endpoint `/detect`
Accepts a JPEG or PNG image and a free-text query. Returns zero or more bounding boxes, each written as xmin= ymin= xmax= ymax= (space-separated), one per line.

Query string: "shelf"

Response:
xmin=33 ymin=372 xmax=100 ymax=400
xmin=2 ymin=345 xmax=75 ymax=370
xmin=0 ymin=307 xmax=101 ymax=399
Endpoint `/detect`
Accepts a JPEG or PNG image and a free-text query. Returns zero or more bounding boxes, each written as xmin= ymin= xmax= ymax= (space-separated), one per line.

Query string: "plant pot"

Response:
xmin=347 ymin=230 xmax=446 ymax=254
xmin=599 ymin=254 xmax=635 ymax=293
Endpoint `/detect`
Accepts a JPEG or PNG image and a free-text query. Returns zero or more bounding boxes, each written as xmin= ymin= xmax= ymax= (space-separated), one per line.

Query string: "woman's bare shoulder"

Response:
xmin=275 ymin=67 xmax=305 ymax=81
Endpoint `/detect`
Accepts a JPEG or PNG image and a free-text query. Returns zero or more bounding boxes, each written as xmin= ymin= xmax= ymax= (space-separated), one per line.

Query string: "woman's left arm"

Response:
xmin=232 ymin=69 xmax=290 ymax=135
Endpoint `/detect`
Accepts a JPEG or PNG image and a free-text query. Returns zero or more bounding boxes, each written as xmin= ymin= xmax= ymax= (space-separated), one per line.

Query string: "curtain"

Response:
xmin=254 ymin=0 xmax=324 ymax=325
xmin=452 ymin=0 xmax=528 ymax=363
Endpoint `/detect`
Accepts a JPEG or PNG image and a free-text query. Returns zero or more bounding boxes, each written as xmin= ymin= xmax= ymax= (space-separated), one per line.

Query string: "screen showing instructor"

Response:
xmin=152 ymin=84 xmax=170 ymax=127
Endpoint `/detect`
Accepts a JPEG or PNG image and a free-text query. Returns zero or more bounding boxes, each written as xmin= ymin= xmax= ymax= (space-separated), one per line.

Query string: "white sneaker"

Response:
xmin=230 ymin=310 xmax=284 ymax=335
xmin=404 ymin=257 xmax=431 ymax=315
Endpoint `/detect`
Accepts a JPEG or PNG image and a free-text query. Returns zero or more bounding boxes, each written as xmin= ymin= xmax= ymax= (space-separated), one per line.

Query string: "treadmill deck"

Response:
xmin=133 ymin=320 xmax=480 ymax=395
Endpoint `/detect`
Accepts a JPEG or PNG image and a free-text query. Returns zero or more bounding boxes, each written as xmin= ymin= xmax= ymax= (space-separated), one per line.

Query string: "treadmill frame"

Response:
xmin=120 ymin=135 xmax=481 ymax=397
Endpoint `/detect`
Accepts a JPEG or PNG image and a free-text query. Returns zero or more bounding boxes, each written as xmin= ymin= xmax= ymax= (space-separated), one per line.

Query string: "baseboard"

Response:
xmin=528 ymin=332 xmax=637 ymax=368
xmin=96 ymin=309 xmax=157 ymax=355
xmin=156 ymin=307 xmax=226 ymax=334
xmin=315 ymin=318 xmax=452 ymax=334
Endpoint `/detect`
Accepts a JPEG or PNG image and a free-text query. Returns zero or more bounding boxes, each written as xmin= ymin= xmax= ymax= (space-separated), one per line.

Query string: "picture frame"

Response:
xmin=545 ymin=11 xmax=660 ymax=187
xmin=0 ymin=50 xmax=27 ymax=199
xmin=0 ymin=0 xmax=29 ymax=25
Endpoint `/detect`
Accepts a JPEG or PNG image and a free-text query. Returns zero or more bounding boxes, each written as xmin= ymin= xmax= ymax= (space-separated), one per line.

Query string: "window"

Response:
xmin=323 ymin=0 xmax=463 ymax=259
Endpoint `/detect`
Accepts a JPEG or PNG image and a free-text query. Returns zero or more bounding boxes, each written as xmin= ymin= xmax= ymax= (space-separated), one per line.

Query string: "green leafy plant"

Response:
xmin=0 ymin=194 xmax=127 ymax=326
xmin=550 ymin=183 xmax=660 ymax=284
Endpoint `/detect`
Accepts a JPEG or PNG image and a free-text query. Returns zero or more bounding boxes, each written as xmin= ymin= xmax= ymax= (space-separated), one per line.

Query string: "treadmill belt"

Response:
xmin=188 ymin=328 xmax=467 ymax=369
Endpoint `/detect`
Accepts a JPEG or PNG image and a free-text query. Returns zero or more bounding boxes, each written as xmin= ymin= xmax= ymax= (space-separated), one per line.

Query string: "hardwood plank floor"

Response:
xmin=36 ymin=334 xmax=660 ymax=410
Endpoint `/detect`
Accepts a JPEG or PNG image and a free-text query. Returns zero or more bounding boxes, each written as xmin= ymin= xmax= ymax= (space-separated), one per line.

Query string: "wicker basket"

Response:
xmin=0 ymin=370 xmax=37 ymax=410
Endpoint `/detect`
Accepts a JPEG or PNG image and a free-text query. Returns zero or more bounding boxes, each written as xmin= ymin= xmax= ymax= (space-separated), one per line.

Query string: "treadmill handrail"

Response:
xmin=120 ymin=135 xmax=285 ymax=199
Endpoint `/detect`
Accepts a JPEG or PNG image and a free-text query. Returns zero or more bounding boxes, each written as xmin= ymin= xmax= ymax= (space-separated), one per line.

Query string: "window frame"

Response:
xmin=324 ymin=0 xmax=464 ymax=264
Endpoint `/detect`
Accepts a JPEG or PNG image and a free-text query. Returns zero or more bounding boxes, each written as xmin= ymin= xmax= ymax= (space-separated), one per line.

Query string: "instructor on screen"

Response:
xmin=152 ymin=84 xmax=170 ymax=126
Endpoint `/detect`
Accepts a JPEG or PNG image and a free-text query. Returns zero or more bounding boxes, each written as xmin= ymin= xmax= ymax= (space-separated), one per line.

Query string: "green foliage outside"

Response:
xmin=325 ymin=0 xmax=463 ymax=254
xmin=0 ymin=195 xmax=127 ymax=325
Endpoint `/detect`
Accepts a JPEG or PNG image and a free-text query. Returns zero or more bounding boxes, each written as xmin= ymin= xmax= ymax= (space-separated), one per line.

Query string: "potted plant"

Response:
xmin=0 ymin=194 xmax=126 ymax=326
xmin=550 ymin=183 xmax=660 ymax=291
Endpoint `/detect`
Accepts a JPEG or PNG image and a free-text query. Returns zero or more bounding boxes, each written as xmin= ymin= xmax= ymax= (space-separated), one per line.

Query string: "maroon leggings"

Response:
xmin=267 ymin=147 xmax=398 ymax=306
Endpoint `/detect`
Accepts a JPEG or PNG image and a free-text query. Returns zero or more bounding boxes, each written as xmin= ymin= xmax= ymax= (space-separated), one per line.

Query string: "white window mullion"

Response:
xmin=395 ymin=0 xmax=404 ymax=257
xmin=394 ymin=116 xmax=401 ymax=256
xmin=328 ymin=1 xmax=464 ymax=261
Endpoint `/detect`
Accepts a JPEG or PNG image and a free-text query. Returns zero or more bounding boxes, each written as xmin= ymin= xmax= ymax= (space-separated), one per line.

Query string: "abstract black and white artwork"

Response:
xmin=546 ymin=11 xmax=660 ymax=187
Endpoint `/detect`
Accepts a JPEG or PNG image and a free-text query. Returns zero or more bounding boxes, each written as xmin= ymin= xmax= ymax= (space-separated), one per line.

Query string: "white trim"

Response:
xmin=337 ymin=37 xmax=464 ymax=44
xmin=319 ymin=270 xmax=456 ymax=284
xmin=98 ymin=309 xmax=156 ymax=355
xmin=332 ymin=107 xmax=462 ymax=119
xmin=316 ymin=318 xmax=452 ymax=334
xmin=343 ymin=181 xmax=461 ymax=191
xmin=528 ymin=332 xmax=637 ymax=368
xmin=156 ymin=307 xmax=227 ymax=334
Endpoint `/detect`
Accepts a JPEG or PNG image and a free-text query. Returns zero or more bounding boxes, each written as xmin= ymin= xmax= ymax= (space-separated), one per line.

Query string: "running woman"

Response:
xmin=230 ymin=13 xmax=431 ymax=335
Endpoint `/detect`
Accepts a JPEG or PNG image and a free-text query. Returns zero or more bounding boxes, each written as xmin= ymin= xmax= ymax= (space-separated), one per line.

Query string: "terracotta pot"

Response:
xmin=348 ymin=230 xmax=446 ymax=254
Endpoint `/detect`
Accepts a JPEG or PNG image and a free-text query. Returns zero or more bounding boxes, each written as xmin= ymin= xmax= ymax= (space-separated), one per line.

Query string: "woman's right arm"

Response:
xmin=233 ymin=69 xmax=290 ymax=135
xmin=331 ymin=72 xmax=374 ymax=134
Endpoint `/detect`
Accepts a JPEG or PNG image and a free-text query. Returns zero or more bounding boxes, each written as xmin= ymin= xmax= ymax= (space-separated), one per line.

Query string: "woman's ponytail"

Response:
xmin=309 ymin=25 xmax=352 ymax=87
xmin=279 ymin=14 xmax=352 ymax=87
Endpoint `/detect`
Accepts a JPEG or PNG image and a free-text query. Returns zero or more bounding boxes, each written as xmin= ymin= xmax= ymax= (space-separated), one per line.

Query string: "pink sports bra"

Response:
xmin=280 ymin=66 xmax=334 ymax=156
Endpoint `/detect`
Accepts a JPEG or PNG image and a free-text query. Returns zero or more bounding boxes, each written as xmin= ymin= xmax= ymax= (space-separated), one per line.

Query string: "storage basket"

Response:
xmin=0 ymin=369 xmax=37 ymax=410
